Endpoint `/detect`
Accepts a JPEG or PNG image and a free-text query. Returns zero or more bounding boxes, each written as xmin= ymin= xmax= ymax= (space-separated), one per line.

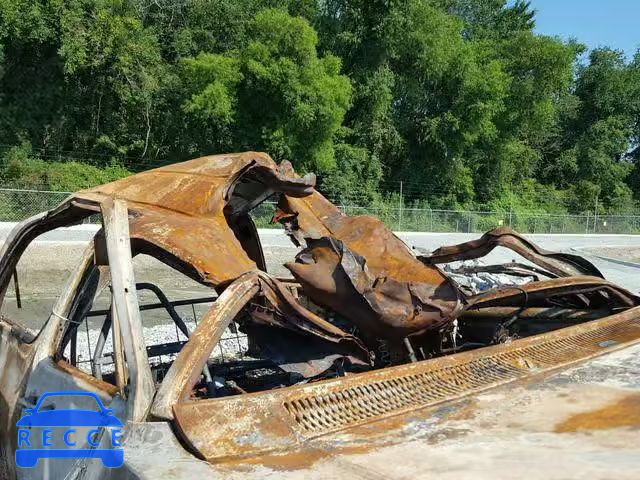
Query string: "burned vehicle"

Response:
xmin=1 ymin=152 xmax=640 ymax=479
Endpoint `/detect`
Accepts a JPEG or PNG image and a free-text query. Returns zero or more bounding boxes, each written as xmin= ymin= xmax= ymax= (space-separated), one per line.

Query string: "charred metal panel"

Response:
xmin=276 ymin=193 xmax=464 ymax=341
xmin=420 ymin=226 xmax=604 ymax=278
xmin=74 ymin=153 xmax=315 ymax=287
xmin=172 ymin=307 xmax=640 ymax=463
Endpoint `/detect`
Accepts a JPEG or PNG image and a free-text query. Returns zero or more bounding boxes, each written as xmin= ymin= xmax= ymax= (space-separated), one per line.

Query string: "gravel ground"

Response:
xmin=67 ymin=316 xmax=249 ymax=375
xmin=581 ymin=246 xmax=640 ymax=264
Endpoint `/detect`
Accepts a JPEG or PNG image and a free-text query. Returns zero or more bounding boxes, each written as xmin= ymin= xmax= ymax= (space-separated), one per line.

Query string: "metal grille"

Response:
xmin=284 ymin=316 xmax=640 ymax=436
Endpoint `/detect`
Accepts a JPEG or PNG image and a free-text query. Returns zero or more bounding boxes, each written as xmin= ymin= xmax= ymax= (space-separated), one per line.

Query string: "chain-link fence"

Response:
xmin=334 ymin=205 xmax=640 ymax=234
xmin=0 ymin=188 xmax=71 ymax=222
xmin=3 ymin=187 xmax=640 ymax=234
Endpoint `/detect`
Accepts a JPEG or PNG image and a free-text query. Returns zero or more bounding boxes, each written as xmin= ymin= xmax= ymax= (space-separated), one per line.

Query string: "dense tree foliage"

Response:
xmin=1 ymin=0 xmax=639 ymax=214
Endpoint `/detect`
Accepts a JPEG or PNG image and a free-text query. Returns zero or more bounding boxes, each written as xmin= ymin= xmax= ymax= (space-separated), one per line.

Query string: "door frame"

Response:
xmin=0 ymin=197 xmax=155 ymax=477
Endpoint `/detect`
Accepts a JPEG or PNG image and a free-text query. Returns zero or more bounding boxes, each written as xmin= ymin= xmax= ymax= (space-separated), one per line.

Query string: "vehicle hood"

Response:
xmin=217 ymin=342 xmax=640 ymax=480
xmin=166 ymin=308 xmax=640 ymax=477
xmin=122 ymin=339 xmax=640 ymax=479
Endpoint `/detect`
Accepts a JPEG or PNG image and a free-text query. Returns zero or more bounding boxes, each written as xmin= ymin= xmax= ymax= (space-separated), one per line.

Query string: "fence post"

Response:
xmin=593 ymin=193 xmax=599 ymax=234
xmin=398 ymin=181 xmax=403 ymax=231
xmin=429 ymin=208 xmax=433 ymax=232
xmin=585 ymin=212 xmax=589 ymax=234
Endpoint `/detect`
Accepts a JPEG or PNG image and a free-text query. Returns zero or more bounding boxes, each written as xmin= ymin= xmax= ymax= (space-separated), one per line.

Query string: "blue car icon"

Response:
xmin=15 ymin=391 xmax=123 ymax=468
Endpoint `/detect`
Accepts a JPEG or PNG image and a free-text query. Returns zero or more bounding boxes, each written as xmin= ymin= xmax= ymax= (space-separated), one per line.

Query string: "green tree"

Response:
xmin=574 ymin=116 xmax=633 ymax=210
xmin=1 ymin=0 xmax=640 ymax=215
xmin=568 ymin=48 xmax=639 ymax=209
xmin=181 ymin=8 xmax=352 ymax=173
xmin=0 ymin=0 xmax=170 ymax=161
xmin=440 ymin=0 xmax=535 ymax=40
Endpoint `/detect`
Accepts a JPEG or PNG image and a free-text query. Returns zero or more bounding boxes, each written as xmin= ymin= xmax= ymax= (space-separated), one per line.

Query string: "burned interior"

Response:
xmin=13 ymin=152 xmax=640 ymax=404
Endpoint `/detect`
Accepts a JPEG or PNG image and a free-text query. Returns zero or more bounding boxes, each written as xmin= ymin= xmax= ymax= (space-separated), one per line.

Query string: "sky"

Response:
xmin=530 ymin=0 xmax=639 ymax=60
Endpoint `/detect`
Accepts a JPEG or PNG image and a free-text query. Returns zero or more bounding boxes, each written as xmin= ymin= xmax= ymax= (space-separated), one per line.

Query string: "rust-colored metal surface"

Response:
xmin=0 ymin=316 xmax=36 ymax=455
xmin=277 ymin=193 xmax=464 ymax=341
xmin=172 ymin=306 xmax=640 ymax=463
xmin=152 ymin=271 xmax=370 ymax=419
xmin=4 ymin=151 xmax=640 ymax=479
xmin=554 ymin=393 xmax=640 ymax=433
xmin=466 ymin=276 xmax=640 ymax=310
xmin=67 ymin=152 xmax=635 ymax=352
xmin=75 ymin=152 xmax=315 ymax=287
xmin=54 ymin=359 xmax=119 ymax=397
xmin=419 ymin=226 xmax=604 ymax=278
xmin=65 ymin=152 xmax=640 ymax=380
xmin=206 ymin=345 xmax=640 ymax=478
xmin=71 ymin=151 xmax=468 ymax=347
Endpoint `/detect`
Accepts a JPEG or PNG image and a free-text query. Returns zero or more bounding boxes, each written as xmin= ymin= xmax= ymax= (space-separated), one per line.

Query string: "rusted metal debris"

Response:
xmin=171 ymin=307 xmax=640 ymax=463
xmin=419 ymin=225 xmax=604 ymax=278
xmin=3 ymin=152 xmax=640 ymax=476
xmin=71 ymin=152 xmax=639 ymax=372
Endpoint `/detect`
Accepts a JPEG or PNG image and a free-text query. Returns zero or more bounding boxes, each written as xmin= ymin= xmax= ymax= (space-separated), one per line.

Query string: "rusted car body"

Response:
xmin=1 ymin=152 xmax=639 ymax=479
